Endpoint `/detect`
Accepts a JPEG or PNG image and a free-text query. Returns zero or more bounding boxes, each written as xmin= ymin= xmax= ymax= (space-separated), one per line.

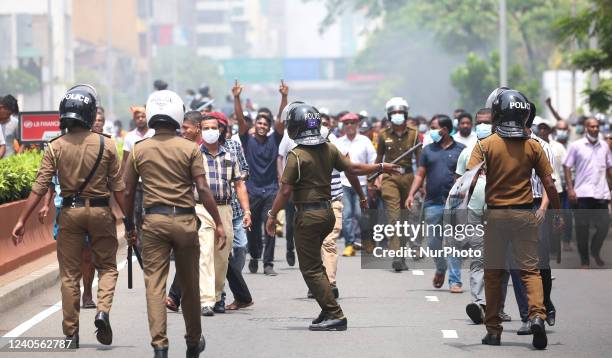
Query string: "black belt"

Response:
xmin=488 ymin=203 xmax=533 ymax=210
xmin=144 ymin=206 xmax=195 ymax=215
xmin=295 ymin=201 xmax=332 ymax=212
xmin=62 ymin=197 xmax=109 ymax=208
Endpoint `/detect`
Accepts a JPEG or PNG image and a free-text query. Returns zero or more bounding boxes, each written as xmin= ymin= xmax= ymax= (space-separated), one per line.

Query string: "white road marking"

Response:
xmin=3 ymin=259 xmax=130 ymax=338
xmin=411 ymin=270 xmax=424 ymax=276
xmin=441 ymin=330 xmax=458 ymax=338
xmin=425 ymin=295 xmax=439 ymax=302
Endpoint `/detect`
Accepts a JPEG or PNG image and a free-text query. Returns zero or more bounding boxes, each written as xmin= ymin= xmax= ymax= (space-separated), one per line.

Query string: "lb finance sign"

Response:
xmin=18 ymin=111 xmax=61 ymax=143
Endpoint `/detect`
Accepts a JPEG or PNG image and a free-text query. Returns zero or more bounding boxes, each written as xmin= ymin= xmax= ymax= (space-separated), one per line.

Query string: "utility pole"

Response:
xmin=47 ymin=0 xmax=54 ymax=109
xmin=570 ymin=0 xmax=577 ymax=115
xmin=146 ymin=0 xmax=153 ymax=96
xmin=106 ymin=0 xmax=114 ymax=118
xmin=499 ymin=0 xmax=508 ymax=87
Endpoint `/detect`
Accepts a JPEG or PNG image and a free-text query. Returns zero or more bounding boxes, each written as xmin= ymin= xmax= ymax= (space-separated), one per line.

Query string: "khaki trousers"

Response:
xmin=57 ymin=206 xmax=118 ymax=336
xmin=322 ymin=200 xmax=342 ymax=285
xmin=196 ymin=205 xmax=216 ymax=307
xmin=380 ymin=172 xmax=414 ymax=250
xmin=483 ymin=209 xmax=546 ymax=335
xmin=294 ymin=208 xmax=343 ymax=319
xmin=196 ymin=205 xmax=234 ymax=303
xmin=141 ymin=213 xmax=201 ymax=348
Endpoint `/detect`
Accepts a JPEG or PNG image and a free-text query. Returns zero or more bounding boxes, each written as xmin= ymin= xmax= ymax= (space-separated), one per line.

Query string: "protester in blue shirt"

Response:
xmin=234 ymin=79 xmax=288 ymax=276
xmin=406 ymin=115 xmax=465 ymax=291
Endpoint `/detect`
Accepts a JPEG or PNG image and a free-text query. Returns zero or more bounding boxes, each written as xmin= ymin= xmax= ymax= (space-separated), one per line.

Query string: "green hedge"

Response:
xmin=0 ymin=151 xmax=43 ymax=205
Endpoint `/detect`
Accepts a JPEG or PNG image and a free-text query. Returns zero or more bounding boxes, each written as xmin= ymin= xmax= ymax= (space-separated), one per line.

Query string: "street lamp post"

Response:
xmin=499 ymin=0 xmax=508 ymax=87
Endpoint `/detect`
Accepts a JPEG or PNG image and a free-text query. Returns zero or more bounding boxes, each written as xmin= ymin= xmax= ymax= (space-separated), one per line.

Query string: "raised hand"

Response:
xmin=232 ymin=79 xmax=243 ymax=98
xmin=279 ymin=79 xmax=289 ymax=97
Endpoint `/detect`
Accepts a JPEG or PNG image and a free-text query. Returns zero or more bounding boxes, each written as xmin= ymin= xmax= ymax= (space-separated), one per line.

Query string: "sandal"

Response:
xmin=166 ymin=297 xmax=179 ymax=312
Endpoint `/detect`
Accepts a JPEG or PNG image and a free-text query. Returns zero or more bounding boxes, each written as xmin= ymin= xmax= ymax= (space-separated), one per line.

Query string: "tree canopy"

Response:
xmin=314 ymin=0 xmax=588 ymax=114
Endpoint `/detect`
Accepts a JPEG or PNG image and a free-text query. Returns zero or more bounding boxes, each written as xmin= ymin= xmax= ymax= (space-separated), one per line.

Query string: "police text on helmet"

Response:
xmin=509 ymin=102 xmax=530 ymax=110
xmin=303 ymin=112 xmax=320 ymax=120
xmin=64 ymin=93 xmax=91 ymax=104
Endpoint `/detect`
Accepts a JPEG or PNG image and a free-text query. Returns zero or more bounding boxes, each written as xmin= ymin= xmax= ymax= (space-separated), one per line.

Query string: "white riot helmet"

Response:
xmin=386 ymin=97 xmax=409 ymax=125
xmin=385 ymin=97 xmax=410 ymax=115
xmin=146 ymin=90 xmax=185 ymax=129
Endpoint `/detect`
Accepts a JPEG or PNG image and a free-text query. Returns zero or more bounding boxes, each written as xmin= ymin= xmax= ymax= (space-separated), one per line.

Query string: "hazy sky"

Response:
xmin=284 ymin=0 xmax=344 ymax=58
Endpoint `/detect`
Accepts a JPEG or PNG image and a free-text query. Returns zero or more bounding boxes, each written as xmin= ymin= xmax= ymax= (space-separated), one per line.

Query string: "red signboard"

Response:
xmin=18 ymin=111 xmax=61 ymax=143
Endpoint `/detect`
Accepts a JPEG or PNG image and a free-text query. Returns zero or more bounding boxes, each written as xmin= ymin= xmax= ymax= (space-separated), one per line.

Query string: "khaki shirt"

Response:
xmin=125 ymin=128 xmax=206 ymax=208
xmin=467 ymin=133 xmax=553 ymax=206
xmin=376 ymin=126 xmax=420 ymax=169
xmin=31 ymin=130 xmax=124 ymax=198
xmin=281 ymin=143 xmax=351 ymax=204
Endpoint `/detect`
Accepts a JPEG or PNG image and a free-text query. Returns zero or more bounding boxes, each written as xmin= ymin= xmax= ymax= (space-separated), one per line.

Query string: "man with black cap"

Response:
xmin=265 ymin=101 xmax=400 ymax=331
xmin=12 ymin=84 xmax=128 ymax=348
xmin=467 ymin=88 xmax=562 ymax=350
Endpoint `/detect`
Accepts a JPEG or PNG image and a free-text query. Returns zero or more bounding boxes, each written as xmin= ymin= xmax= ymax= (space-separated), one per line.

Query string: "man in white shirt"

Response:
xmin=335 ymin=112 xmax=376 ymax=256
xmin=0 ymin=122 xmax=6 ymax=158
xmin=277 ymin=130 xmax=298 ymax=266
xmin=122 ymin=106 xmax=155 ymax=162
xmin=452 ymin=112 xmax=478 ymax=148
xmin=0 ymin=95 xmax=20 ymax=157
xmin=122 ymin=106 xmax=155 ymax=246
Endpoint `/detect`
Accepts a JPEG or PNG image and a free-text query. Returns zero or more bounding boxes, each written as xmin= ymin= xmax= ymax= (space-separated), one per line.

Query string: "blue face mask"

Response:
xmin=429 ymin=129 xmax=442 ymax=143
xmin=475 ymin=123 xmax=492 ymax=139
xmin=575 ymin=124 xmax=584 ymax=134
xmin=390 ymin=113 xmax=405 ymax=126
xmin=555 ymin=129 xmax=568 ymax=141
xmin=418 ymin=123 xmax=428 ymax=133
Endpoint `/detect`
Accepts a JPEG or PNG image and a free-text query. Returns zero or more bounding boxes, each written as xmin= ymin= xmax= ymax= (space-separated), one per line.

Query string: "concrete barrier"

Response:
xmin=0 ymin=200 xmax=56 ymax=275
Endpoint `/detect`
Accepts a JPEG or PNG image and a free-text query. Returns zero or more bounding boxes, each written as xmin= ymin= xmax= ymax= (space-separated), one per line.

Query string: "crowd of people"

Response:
xmin=4 ymin=79 xmax=611 ymax=357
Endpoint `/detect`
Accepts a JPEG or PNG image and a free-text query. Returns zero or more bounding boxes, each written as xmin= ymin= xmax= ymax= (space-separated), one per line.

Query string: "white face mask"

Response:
xmin=320 ymin=126 xmax=330 ymax=139
xmin=202 ymin=129 xmax=220 ymax=144
xmin=390 ymin=113 xmax=405 ymax=126
xmin=586 ymin=132 xmax=598 ymax=143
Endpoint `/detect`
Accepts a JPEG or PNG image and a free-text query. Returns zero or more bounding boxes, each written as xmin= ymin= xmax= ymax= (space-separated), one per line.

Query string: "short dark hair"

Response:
xmin=437 ymin=115 xmax=453 ymax=132
xmin=256 ymin=107 xmax=273 ymax=125
xmin=457 ymin=112 xmax=473 ymax=123
xmin=584 ymin=116 xmax=599 ymax=126
xmin=0 ymin=95 xmax=19 ymax=114
xmin=476 ymin=108 xmax=491 ymax=116
xmin=184 ymin=111 xmax=202 ymax=127
xmin=153 ymin=79 xmax=168 ymax=91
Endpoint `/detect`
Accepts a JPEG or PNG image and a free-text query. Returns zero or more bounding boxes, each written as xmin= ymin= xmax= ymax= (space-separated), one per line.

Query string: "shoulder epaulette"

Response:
xmin=48 ymin=133 xmax=66 ymax=143
xmin=134 ymin=137 xmax=151 ymax=146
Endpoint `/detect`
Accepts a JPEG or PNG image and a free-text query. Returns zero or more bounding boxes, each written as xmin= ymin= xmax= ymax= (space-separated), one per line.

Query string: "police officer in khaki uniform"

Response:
xmin=123 ymin=90 xmax=226 ymax=358
xmin=374 ymin=97 xmax=421 ymax=271
xmin=265 ymin=102 xmax=400 ymax=331
xmin=467 ymin=88 xmax=562 ymax=350
xmin=12 ymin=84 xmax=127 ymax=348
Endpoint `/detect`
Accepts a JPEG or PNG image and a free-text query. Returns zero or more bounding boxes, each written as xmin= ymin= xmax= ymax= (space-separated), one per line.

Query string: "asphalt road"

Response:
xmin=1 ymin=238 xmax=611 ymax=358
